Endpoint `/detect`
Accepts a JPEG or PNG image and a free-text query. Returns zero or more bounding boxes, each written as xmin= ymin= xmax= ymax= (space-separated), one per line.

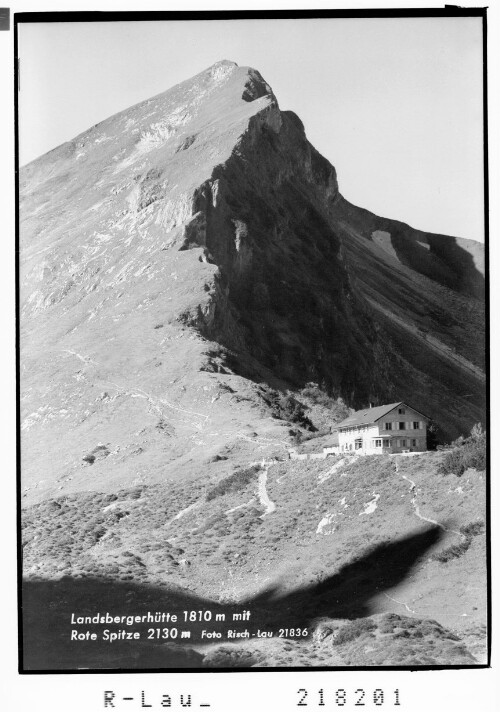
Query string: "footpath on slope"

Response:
xmin=257 ymin=463 xmax=276 ymax=517
xmin=382 ymin=456 xmax=473 ymax=622
xmin=395 ymin=457 xmax=464 ymax=538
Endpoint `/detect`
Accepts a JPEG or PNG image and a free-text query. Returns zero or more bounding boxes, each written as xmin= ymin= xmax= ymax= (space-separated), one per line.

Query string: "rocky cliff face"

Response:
xmin=20 ymin=61 xmax=485 ymax=502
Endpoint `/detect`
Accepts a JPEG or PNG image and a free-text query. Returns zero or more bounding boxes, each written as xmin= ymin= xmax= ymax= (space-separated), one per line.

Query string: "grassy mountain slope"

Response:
xmin=22 ymin=451 xmax=486 ymax=668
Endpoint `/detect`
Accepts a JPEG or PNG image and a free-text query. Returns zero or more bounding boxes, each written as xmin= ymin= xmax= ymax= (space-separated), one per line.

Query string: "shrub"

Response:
xmin=438 ymin=446 xmax=485 ymax=476
xmin=300 ymin=383 xmax=351 ymax=420
xmin=259 ymin=387 xmax=314 ymax=429
xmin=206 ymin=465 xmax=261 ymax=501
xmin=460 ymin=520 xmax=484 ymax=537
xmin=332 ymin=618 xmax=376 ymax=645
xmin=439 ymin=425 xmax=486 ymax=476
xmin=432 ymin=538 xmax=472 ymax=563
xmin=433 ymin=519 xmax=485 ymax=563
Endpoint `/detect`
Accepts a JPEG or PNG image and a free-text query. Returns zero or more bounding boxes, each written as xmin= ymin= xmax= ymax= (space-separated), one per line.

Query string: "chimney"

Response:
xmin=369 ymin=402 xmax=373 ymax=408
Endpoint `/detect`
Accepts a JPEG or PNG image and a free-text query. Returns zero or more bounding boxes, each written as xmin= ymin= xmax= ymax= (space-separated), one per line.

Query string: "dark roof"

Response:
xmin=335 ymin=402 xmax=428 ymax=429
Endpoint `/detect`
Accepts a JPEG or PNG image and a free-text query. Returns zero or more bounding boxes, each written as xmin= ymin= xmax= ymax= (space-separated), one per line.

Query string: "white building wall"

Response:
xmin=338 ymin=406 xmax=428 ymax=454
xmin=339 ymin=424 xmax=380 ymax=453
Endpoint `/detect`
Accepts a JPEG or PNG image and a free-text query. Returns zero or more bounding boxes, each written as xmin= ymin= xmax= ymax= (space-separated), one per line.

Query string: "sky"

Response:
xmin=18 ymin=16 xmax=485 ymax=242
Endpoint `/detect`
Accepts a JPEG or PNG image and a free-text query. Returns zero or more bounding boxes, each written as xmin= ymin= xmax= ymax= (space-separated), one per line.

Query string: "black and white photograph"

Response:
xmin=16 ymin=9 xmax=489 ymax=678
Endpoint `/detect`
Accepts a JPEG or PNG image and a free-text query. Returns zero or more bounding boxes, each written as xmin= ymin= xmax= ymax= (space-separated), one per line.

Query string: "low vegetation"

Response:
xmin=439 ymin=424 xmax=486 ymax=476
xmin=21 ymin=445 xmax=486 ymax=667
xmin=432 ymin=519 xmax=485 ymax=563
xmin=200 ymin=613 xmax=476 ymax=667
xmin=332 ymin=618 xmax=376 ymax=645
xmin=259 ymin=387 xmax=314 ymax=429
xmin=314 ymin=613 xmax=476 ymax=666
xmin=299 ymin=383 xmax=350 ymax=414
xmin=297 ymin=382 xmax=352 ymax=435
xmin=205 ymin=464 xmax=261 ymax=501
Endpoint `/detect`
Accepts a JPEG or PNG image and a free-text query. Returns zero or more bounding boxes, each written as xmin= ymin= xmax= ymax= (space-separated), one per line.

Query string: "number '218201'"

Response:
xmin=297 ymin=689 xmax=401 ymax=707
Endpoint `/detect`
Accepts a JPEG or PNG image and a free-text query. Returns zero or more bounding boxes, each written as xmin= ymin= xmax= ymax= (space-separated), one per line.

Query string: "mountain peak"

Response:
xmin=210 ymin=59 xmax=238 ymax=69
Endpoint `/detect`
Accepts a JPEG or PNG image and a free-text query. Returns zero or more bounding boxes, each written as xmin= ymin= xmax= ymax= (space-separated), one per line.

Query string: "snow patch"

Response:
xmin=359 ymin=493 xmax=380 ymax=515
xmin=318 ymin=457 xmax=346 ymax=483
xmin=316 ymin=513 xmax=336 ymax=535
xmin=170 ymin=500 xmax=201 ymax=522
xmin=257 ymin=468 xmax=276 ymax=517
xmin=371 ymin=230 xmax=400 ymax=262
xmin=226 ymin=499 xmax=255 ymax=515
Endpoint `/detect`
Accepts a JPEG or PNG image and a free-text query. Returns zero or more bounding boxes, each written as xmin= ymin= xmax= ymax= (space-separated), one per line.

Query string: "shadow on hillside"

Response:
xmin=334 ymin=197 xmax=485 ymax=300
xmin=388 ymin=230 xmax=484 ymax=301
xmin=22 ymin=525 xmax=441 ymax=671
